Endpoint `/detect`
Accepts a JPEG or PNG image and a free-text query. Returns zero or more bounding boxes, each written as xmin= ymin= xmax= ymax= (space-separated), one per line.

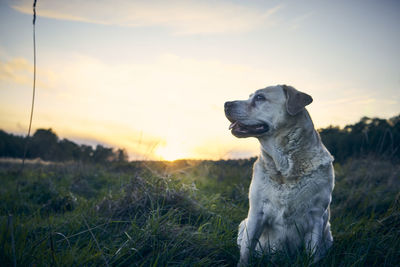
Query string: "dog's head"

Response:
xmin=224 ymin=85 xmax=313 ymax=138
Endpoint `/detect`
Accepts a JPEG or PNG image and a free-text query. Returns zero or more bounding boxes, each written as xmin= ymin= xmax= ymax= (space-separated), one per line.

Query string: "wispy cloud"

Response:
xmin=0 ymin=57 xmax=32 ymax=85
xmin=0 ymin=57 xmax=56 ymax=89
xmin=11 ymin=0 xmax=283 ymax=34
xmin=289 ymin=12 xmax=313 ymax=30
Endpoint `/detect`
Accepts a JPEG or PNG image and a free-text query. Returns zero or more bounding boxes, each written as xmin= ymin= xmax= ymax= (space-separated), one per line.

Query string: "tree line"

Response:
xmin=0 ymin=128 xmax=128 ymax=163
xmin=0 ymin=114 xmax=399 ymax=163
xmin=318 ymin=114 xmax=400 ymax=163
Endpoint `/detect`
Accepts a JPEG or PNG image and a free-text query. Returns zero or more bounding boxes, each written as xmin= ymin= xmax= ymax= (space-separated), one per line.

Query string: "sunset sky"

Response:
xmin=1 ymin=0 xmax=399 ymax=160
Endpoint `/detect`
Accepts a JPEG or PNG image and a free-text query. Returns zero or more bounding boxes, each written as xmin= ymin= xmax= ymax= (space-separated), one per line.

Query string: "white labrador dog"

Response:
xmin=224 ymin=85 xmax=334 ymax=265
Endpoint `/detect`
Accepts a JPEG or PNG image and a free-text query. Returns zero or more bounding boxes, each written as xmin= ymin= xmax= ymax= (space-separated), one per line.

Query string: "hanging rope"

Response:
xmin=21 ymin=0 xmax=38 ymax=172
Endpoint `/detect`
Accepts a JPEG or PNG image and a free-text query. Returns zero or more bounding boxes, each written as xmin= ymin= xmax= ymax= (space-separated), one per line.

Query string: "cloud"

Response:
xmin=289 ymin=12 xmax=313 ymax=30
xmin=11 ymin=0 xmax=282 ymax=34
xmin=0 ymin=57 xmax=32 ymax=85
xmin=1 ymin=51 xmax=270 ymax=159
xmin=3 ymin=51 xmax=397 ymax=160
xmin=0 ymin=57 xmax=56 ymax=89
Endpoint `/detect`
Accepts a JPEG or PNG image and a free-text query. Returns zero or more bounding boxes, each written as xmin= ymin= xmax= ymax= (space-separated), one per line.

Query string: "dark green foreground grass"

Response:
xmin=0 ymin=158 xmax=399 ymax=266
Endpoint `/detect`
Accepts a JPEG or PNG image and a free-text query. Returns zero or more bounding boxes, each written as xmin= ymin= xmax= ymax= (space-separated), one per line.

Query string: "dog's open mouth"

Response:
xmin=229 ymin=121 xmax=269 ymax=137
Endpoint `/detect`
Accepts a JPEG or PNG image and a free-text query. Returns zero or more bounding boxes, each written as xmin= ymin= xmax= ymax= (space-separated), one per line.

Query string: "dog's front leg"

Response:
xmin=304 ymin=208 xmax=327 ymax=261
xmin=305 ymin=207 xmax=333 ymax=263
xmin=238 ymin=208 xmax=265 ymax=266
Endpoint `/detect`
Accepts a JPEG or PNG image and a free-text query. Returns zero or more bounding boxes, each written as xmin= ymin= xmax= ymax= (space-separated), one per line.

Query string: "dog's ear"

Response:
xmin=282 ymin=85 xmax=313 ymax=116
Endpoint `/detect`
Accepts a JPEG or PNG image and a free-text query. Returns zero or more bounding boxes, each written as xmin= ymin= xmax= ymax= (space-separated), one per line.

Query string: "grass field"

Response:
xmin=0 ymin=157 xmax=399 ymax=266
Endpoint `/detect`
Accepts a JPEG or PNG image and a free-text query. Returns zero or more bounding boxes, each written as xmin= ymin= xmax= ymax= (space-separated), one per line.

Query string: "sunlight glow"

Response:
xmin=154 ymin=142 xmax=191 ymax=161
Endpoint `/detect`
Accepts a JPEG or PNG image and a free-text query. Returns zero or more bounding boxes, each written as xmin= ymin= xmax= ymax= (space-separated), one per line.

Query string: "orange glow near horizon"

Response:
xmin=153 ymin=139 xmax=194 ymax=161
xmin=154 ymin=145 xmax=182 ymax=161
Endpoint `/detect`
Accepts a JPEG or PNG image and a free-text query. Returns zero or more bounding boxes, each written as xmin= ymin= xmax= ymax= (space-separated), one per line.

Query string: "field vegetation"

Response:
xmin=1 ymin=115 xmax=400 ymax=266
xmin=1 ymin=157 xmax=399 ymax=266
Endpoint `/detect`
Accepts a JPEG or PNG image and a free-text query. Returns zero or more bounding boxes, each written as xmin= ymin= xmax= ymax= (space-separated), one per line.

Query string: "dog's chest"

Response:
xmin=251 ymin=172 xmax=319 ymax=226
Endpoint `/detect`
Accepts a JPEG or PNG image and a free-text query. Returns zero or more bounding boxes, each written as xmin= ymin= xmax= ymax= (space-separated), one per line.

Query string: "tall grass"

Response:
xmin=0 ymin=157 xmax=399 ymax=266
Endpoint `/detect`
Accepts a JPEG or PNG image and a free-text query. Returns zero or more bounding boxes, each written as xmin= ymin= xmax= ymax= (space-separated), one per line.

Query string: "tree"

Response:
xmin=115 ymin=148 xmax=129 ymax=162
xmin=0 ymin=130 xmax=25 ymax=158
xmin=93 ymin=145 xmax=114 ymax=163
xmin=0 ymin=128 xmax=130 ymax=163
xmin=57 ymin=139 xmax=80 ymax=161
xmin=29 ymin=128 xmax=58 ymax=160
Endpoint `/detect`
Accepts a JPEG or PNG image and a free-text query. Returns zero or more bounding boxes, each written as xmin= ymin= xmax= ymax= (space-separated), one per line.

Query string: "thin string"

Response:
xmin=21 ymin=0 xmax=37 ymax=172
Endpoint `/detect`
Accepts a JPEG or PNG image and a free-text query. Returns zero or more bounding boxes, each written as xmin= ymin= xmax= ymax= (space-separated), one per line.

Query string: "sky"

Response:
xmin=0 ymin=0 xmax=399 ymax=161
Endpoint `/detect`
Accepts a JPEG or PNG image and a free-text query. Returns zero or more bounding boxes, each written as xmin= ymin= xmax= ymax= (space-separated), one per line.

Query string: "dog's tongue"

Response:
xmin=229 ymin=121 xmax=238 ymax=130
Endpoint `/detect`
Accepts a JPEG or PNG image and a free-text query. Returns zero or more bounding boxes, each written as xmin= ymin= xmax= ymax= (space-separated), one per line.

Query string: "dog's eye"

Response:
xmin=255 ymin=94 xmax=266 ymax=102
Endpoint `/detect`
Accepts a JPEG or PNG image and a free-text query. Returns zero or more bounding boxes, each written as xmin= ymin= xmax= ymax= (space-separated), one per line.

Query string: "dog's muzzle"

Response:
xmin=224 ymin=101 xmax=269 ymax=138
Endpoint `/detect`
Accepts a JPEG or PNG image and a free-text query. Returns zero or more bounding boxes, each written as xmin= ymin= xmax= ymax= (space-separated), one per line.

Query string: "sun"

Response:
xmin=154 ymin=142 xmax=190 ymax=161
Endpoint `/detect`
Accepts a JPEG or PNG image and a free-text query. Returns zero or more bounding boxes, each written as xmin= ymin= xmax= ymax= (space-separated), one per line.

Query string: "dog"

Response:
xmin=224 ymin=85 xmax=334 ymax=265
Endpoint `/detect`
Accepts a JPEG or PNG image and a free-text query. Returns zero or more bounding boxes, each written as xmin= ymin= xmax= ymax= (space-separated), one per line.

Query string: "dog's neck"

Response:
xmin=258 ymin=110 xmax=328 ymax=183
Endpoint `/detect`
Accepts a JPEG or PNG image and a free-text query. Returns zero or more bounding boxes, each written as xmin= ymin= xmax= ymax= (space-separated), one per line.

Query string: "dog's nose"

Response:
xmin=224 ymin=101 xmax=234 ymax=110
